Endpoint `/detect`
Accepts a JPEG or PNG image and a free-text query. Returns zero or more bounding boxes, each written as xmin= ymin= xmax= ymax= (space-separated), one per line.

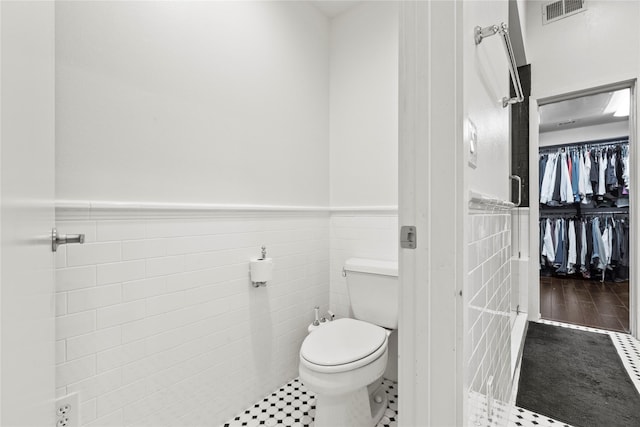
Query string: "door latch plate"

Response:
xmin=400 ymin=226 xmax=417 ymax=249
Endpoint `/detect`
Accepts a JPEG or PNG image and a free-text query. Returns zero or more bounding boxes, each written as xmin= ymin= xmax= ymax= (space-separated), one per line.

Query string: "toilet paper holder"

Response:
xmin=251 ymin=245 xmax=273 ymax=287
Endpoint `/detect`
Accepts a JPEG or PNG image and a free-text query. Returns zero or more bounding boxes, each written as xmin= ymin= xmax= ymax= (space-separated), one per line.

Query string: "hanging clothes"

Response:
xmin=542 ymin=218 xmax=556 ymax=265
xmin=567 ymin=220 xmax=577 ymax=273
xmin=601 ymin=223 xmax=611 ymax=267
xmin=583 ymin=150 xmax=593 ymax=198
xmin=579 ymin=221 xmax=588 ymax=273
xmin=553 ymin=219 xmax=565 ymax=268
xmin=590 ymin=150 xmax=600 ymax=196
xmin=611 ymin=219 xmax=622 ymax=264
xmin=540 ymin=214 xmax=628 ymax=279
xmin=605 ymin=150 xmax=618 ymax=190
xmin=557 ymin=220 xmax=569 ymax=274
xmin=552 ymin=153 xmax=562 ymax=203
xmin=622 ymin=145 xmax=630 ymax=190
xmin=539 ymin=154 xmax=548 ymax=191
xmin=560 ymin=153 xmax=573 ymax=203
xmin=539 ymin=140 xmax=630 ymax=281
xmin=578 ymin=151 xmax=586 ymax=200
xmin=540 ymin=153 xmax=558 ymax=204
xmin=598 ymin=151 xmax=607 ymax=196
xmin=539 ymin=141 xmax=629 ymax=207
xmin=575 ymin=219 xmax=582 ymax=271
xmin=571 ymin=151 xmax=580 ymax=202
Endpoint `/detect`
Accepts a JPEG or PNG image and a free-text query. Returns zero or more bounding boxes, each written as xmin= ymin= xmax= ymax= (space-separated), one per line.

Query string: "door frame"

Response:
xmin=398 ymin=1 xmax=464 ymax=425
xmin=528 ymin=79 xmax=638 ymax=338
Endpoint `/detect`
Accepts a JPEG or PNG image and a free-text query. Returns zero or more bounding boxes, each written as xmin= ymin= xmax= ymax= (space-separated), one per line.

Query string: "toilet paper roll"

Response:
xmin=250 ymin=257 xmax=273 ymax=283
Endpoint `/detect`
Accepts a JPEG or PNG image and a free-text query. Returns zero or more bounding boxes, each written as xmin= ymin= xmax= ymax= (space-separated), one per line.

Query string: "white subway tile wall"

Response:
xmin=55 ymin=214 xmax=329 ymax=426
xmin=329 ymin=215 xmax=398 ymax=317
xmin=467 ymin=211 xmax=513 ymax=427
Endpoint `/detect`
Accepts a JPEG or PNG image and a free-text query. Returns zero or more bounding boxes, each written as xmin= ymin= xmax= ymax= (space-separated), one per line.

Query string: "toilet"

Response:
xmin=299 ymin=258 xmax=398 ymax=427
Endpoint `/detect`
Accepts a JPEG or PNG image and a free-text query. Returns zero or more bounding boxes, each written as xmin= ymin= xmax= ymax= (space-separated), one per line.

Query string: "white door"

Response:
xmin=1 ymin=1 xmax=56 ymax=425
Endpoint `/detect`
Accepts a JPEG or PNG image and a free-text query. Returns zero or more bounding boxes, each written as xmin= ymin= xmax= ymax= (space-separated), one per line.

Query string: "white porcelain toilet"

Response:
xmin=299 ymin=258 xmax=398 ymax=427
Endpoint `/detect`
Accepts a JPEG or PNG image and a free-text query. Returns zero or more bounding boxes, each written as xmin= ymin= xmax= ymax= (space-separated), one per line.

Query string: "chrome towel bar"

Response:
xmin=474 ymin=22 xmax=524 ymax=108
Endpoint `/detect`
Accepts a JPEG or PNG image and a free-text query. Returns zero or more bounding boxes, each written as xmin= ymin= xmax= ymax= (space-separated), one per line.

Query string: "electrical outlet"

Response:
xmin=55 ymin=393 xmax=79 ymax=427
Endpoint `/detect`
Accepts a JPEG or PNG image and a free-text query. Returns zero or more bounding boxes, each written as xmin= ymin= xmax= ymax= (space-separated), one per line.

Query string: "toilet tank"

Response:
xmin=344 ymin=258 xmax=398 ymax=329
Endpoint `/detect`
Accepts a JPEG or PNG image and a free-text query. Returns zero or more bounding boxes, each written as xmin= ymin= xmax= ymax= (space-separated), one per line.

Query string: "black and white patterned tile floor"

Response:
xmin=509 ymin=407 xmax=571 ymax=427
xmin=223 ymin=321 xmax=639 ymax=427
xmin=223 ymin=378 xmax=398 ymax=427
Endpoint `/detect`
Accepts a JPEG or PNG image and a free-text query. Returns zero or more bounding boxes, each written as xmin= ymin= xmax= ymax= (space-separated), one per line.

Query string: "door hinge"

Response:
xmin=400 ymin=226 xmax=417 ymax=249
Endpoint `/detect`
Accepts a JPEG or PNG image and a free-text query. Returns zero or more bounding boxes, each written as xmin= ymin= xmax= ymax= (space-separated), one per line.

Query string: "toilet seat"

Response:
xmin=300 ymin=318 xmax=388 ymax=374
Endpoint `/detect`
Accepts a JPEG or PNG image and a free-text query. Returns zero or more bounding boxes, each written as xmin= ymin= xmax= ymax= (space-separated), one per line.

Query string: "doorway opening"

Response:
xmin=537 ymin=85 xmax=633 ymax=333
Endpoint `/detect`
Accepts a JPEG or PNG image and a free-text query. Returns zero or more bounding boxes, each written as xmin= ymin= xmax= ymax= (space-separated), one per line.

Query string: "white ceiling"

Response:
xmin=539 ymin=89 xmax=629 ymax=133
xmin=310 ymin=1 xmax=360 ymax=18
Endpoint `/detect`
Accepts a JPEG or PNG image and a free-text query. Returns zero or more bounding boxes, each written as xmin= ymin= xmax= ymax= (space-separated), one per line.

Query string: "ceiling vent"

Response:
xmin=543 ymin=0 xmax=586 ymax=25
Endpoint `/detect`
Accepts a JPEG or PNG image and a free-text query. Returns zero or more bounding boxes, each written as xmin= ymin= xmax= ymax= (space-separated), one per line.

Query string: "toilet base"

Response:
xmin=369 ymin=382 xmax=388 ymax=426
xmin=314 ymin=386 xmax=371 ymax=427
xmin=313 ymin=380 xmax=388 ymax=427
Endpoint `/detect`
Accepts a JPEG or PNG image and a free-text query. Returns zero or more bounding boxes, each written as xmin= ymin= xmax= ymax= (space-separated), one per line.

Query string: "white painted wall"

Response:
xmin=1 ymin=1 xmax=56 ymax=425
xmin=526 ymin=0 xmax=640 ymax=99
xmin=465 ymin=3 xmax=511 ymax=201
xmin=329 ymin=213 xmax=398 ymax=317
xmin=539 ymin=120 xmax=629 ymax=146
xmin=515 ymin=0 xmax=529 ymax=63
xmin=329 ymin=1 xmax=398 ymax=208
xmin=327 ymin=0 xmax=398 ymax=347
xmin=56 ymin=1 xmax=329 ymax=206
xmin=327 ymin=0 xmax=398 ymax=306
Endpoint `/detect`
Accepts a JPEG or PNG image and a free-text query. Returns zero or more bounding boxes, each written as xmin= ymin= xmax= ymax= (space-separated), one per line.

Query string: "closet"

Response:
xmin=538 ymin=137 xmax=630 ymax=332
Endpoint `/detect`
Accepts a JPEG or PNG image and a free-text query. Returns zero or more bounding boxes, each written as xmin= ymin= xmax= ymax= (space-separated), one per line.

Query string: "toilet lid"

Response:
xmin=300 ymin=318 xmax=387 ymax=366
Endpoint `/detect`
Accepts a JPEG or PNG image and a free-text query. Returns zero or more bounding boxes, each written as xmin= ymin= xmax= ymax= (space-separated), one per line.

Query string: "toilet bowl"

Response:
xmin=299 ymin=318 xmax=391 ymax=427
xmin=299 ymin=258 xmax=398 ymax=427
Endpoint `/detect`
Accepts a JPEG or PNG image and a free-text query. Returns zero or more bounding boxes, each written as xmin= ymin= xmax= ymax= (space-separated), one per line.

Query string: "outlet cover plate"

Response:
xmin=55 ymin=392 xmax=79 ymax=427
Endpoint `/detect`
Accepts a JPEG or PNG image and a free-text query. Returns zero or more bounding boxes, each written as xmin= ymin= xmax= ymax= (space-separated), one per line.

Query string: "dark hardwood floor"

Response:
xmin=540 ymin=277 xmax=630 ymax=333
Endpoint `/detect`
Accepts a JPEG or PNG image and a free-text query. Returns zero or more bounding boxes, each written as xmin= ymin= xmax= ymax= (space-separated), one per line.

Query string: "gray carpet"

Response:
xmin=516 ymin=322 xmax=640 ymax=427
